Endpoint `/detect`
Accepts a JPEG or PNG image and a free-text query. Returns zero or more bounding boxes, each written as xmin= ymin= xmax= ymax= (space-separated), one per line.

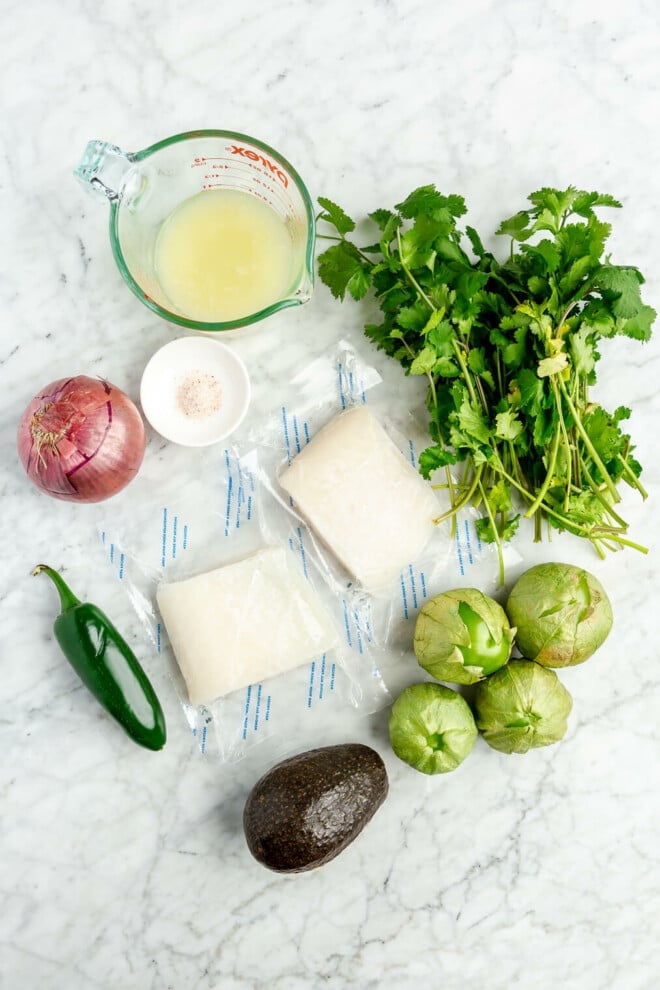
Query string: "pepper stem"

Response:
xmin=33 ymin=564 xmax=81 ymax=612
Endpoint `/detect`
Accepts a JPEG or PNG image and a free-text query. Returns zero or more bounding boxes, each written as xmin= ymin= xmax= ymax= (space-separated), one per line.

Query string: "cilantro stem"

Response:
xmin=578 ymin=459 xmax=628 ymax=529
xmin=395 ymin=227 xmax=437 ymax=311
xmin=473 ymin=368 xmax=488 ymax=410
xmin=426 ymin=370 xmax=438 ymax=410
xmin=534 ymin=511 xmax=543 ymax=542
xmin=444 ymin=464 xmax=457 ymax=525
xmin=519 ymin=475 xmax=646 ymax=550
xmin=557 ymin=299 xmax=579 ymax=330
xmin=556 ymin=374 xmax=621 ymax=503
xmin=592 ymin=534 xmax=649 ymax=558
xmin=507 ymin=442 xmax=531 ymax=496
xmin=432 ymin=463 xmax=484 ymax=523
xmin=491 ymin=458 xmax=614 ymax=541
xmin=620 ymin=457 xmax=648 ymax=499
xmin=451 ymin=340 xmax=481 ymax=408
xmin=316 ymin=231 xmax=375 ymax=267
xmin=477 ymin=478 xmax=505 ymax=585
xmin=595 ymin=532 xmax=648 ymax=553
xmin=524 ymin=425 xmax=561 ymax=519
xmin=521 ymin=474 xmax=645 ymax=550
xmin=549 ymin=376 xmax=573 ymax=511
xmin=489 ymin=270 xmax=522 ymax=305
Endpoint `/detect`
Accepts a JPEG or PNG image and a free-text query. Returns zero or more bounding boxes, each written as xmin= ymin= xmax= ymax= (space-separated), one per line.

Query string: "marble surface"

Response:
xmin=2 ymin=1 xmax=660 ymax=987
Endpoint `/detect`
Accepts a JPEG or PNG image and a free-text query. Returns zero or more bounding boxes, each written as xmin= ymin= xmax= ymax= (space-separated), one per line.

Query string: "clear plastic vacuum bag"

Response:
xmin=96 ymin=439 xmax=389 ymax=762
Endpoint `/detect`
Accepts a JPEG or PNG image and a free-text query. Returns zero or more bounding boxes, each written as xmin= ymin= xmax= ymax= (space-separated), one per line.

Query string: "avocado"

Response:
xmin=243 ymin=743 xmax=388 ymax=873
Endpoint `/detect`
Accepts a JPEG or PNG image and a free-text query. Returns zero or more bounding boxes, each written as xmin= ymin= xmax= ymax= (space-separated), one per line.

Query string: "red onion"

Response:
xmin=17 ymin=376 xmax=146 ymax=502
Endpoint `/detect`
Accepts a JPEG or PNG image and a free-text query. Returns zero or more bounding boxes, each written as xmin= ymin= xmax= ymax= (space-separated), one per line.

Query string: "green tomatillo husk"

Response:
xmin=388 ymin=682 xmax=478 ymax=774
xmin=414 ymin=588 xmax=515 ymax=685
xmin=506 ymin=562 xmax=613 ymax=667
xmin=473 ymin=659 xmax=572 ymax=754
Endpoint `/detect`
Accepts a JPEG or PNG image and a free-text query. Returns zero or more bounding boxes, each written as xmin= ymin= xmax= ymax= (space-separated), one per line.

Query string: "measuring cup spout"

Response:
xmin=74 ymin=140 xmax=136 ymax=201
xmin=294 ymin=267 xmax=314 ymax=305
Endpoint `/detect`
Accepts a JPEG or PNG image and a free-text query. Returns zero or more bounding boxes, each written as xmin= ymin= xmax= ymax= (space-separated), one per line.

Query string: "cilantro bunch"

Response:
xmin=316 ymin=186 xmax=655 ymax=580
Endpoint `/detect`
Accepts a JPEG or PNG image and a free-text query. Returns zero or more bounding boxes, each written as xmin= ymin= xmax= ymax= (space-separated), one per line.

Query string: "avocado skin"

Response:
xmin=243 ymin=743 xmax=388 ymax=873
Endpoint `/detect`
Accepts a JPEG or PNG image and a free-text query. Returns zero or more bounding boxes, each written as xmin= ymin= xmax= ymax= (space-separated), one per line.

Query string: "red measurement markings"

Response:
xmin=191 ymin=156 xmax=228 ymax=166
xmin=226 ymin=145 xmax=289 ymax=189
xmin=192 ymin=152 xmax=289 ymax=191
xmin=191 ymin=151 xmax=289 ymax=190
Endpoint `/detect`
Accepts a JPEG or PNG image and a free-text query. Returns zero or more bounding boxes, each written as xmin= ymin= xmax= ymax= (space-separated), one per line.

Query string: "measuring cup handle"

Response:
xmin=74 ymin=140 xmax=136 ymax=201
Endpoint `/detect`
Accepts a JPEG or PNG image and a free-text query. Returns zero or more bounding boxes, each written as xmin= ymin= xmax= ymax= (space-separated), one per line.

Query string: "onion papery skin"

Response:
xmin=17 ymin=376 xmax=147 ymax=503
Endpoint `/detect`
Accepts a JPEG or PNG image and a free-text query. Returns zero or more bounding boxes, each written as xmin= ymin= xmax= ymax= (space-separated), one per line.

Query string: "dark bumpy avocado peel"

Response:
xmin=243 ymin=743 xmax=388 ymax=873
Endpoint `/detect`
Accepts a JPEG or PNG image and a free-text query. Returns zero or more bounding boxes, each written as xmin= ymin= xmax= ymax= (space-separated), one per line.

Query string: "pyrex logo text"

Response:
xmin=228 ymin=146 xmax=289 ymax=189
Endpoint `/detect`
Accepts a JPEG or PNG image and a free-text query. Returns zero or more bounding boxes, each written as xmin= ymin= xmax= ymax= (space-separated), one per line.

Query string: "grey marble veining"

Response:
xmin=2 ymin=1 xmax=660 ymax=988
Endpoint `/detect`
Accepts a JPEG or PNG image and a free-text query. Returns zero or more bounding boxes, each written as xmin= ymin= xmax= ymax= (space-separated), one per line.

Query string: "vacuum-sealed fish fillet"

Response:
xmin=279 ymin=405 xmax=439 ymax=589
xmin=156 ymin=546 xmax=339 ymax=705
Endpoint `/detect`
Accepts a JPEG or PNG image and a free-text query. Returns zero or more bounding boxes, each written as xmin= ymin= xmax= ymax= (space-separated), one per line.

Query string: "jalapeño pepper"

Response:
xmin=34 ymin=564 xmax=166 ymax=751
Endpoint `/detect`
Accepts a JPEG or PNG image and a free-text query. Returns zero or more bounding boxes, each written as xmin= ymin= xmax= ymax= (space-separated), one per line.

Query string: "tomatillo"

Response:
xmin=473 ymin=659 xmax=573 ymax=754
xmin=414 ymin=588 xmax=515 ymax=685
xmin=389 ymin=682 xmax=477 ymax=774
xmin=506 ymin=562 xmax=612 ymax=667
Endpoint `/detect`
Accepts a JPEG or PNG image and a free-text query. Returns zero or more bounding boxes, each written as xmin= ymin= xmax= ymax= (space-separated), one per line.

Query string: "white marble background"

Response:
xmin=2 ymin=1 xmax=660 ymax=988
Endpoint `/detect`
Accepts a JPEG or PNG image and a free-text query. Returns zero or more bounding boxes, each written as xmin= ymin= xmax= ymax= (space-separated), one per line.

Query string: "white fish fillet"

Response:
xmin=156 ymin=547 xmax=339 ymax=705
xmin=279 ymin=405 xmax=439 ymax=590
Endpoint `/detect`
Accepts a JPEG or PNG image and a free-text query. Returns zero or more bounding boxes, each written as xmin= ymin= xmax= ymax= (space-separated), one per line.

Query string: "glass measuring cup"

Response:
xmin=74 ymin=130 xmax=315 ymax=332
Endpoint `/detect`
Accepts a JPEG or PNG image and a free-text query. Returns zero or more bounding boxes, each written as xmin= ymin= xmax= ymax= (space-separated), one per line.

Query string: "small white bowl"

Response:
xmin=140 ymin=337 xmax=251 ymax=447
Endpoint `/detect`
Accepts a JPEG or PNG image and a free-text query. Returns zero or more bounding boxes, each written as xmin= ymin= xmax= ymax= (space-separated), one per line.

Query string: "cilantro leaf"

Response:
xmin=547 ymin=492 xmax=603 ymax=537
xmin=317 ymin=197 xmax=355 ymax=236
xmin=456 ymin=393 xmax=491 ymax=446
xmin=496 ymin=211 xmax=532 ymax=241
xmin=427 ymin=319 xmax=455 ymax=356
xmin=396 ymin=299 xmax=431 ymax=332
xmin=559 ymin=255 xmax=595 ymax=295
xmin=580 ymin=299 xmax=617 ymax=337
xmin=522 ymin=239 xmax=561 ymax=273
xmin=537 ymin=353 xmax=569 ymax=377
xmin=457 ymin=269 xmax=489 ymax=299
xmin=396 ymin=185 xmax=466 ymax=221
xmin=434 ymin=357 xmax=461 ymax=377
xmin=533 ymin=408 xmax=557 ymax=448
xmin=467 ymin=347 xmax=495 ymax=389
xmin=409 ymin=346 xmax=437 ymax=376
xmin=368 ymin=208 xmax=395 ymax=231
xmin=572 ymin=191 xmax=622 ymax=215
xmin=347 ymin=267 xmax=371 ymax=301
xmin=618 ymin=305 xmax=656 ymax=341
xmin=488 ymin=478 xmax=513 ymax=513
xmin=570 ymin=325 xmax=597 ymax=378
xmin=317 ymin=241 xmax=369 ymax=301
xmin=418 ymin=445 xmax=458 ymax=478
xmin=400 ymin=217 xmax=438 ymax=269
xmin=595 ymin=265 xmax=647 ymax=318
xmin=499 ymin=324 xmax=530 ymax=369
xmin=529 ymin=187 xmax=579 ymax=220
xmin=516 ymin=367 xmax=548 ymax=416
xmin=476 ymin=513 xmax=520 ymax=543
xmin=581 ymin=405 xmax=633 ymax=483
xmin=465 ymin=225 xmax=487 ymax=258
xmin=495 ymin=410 xmax=523 ymax=441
